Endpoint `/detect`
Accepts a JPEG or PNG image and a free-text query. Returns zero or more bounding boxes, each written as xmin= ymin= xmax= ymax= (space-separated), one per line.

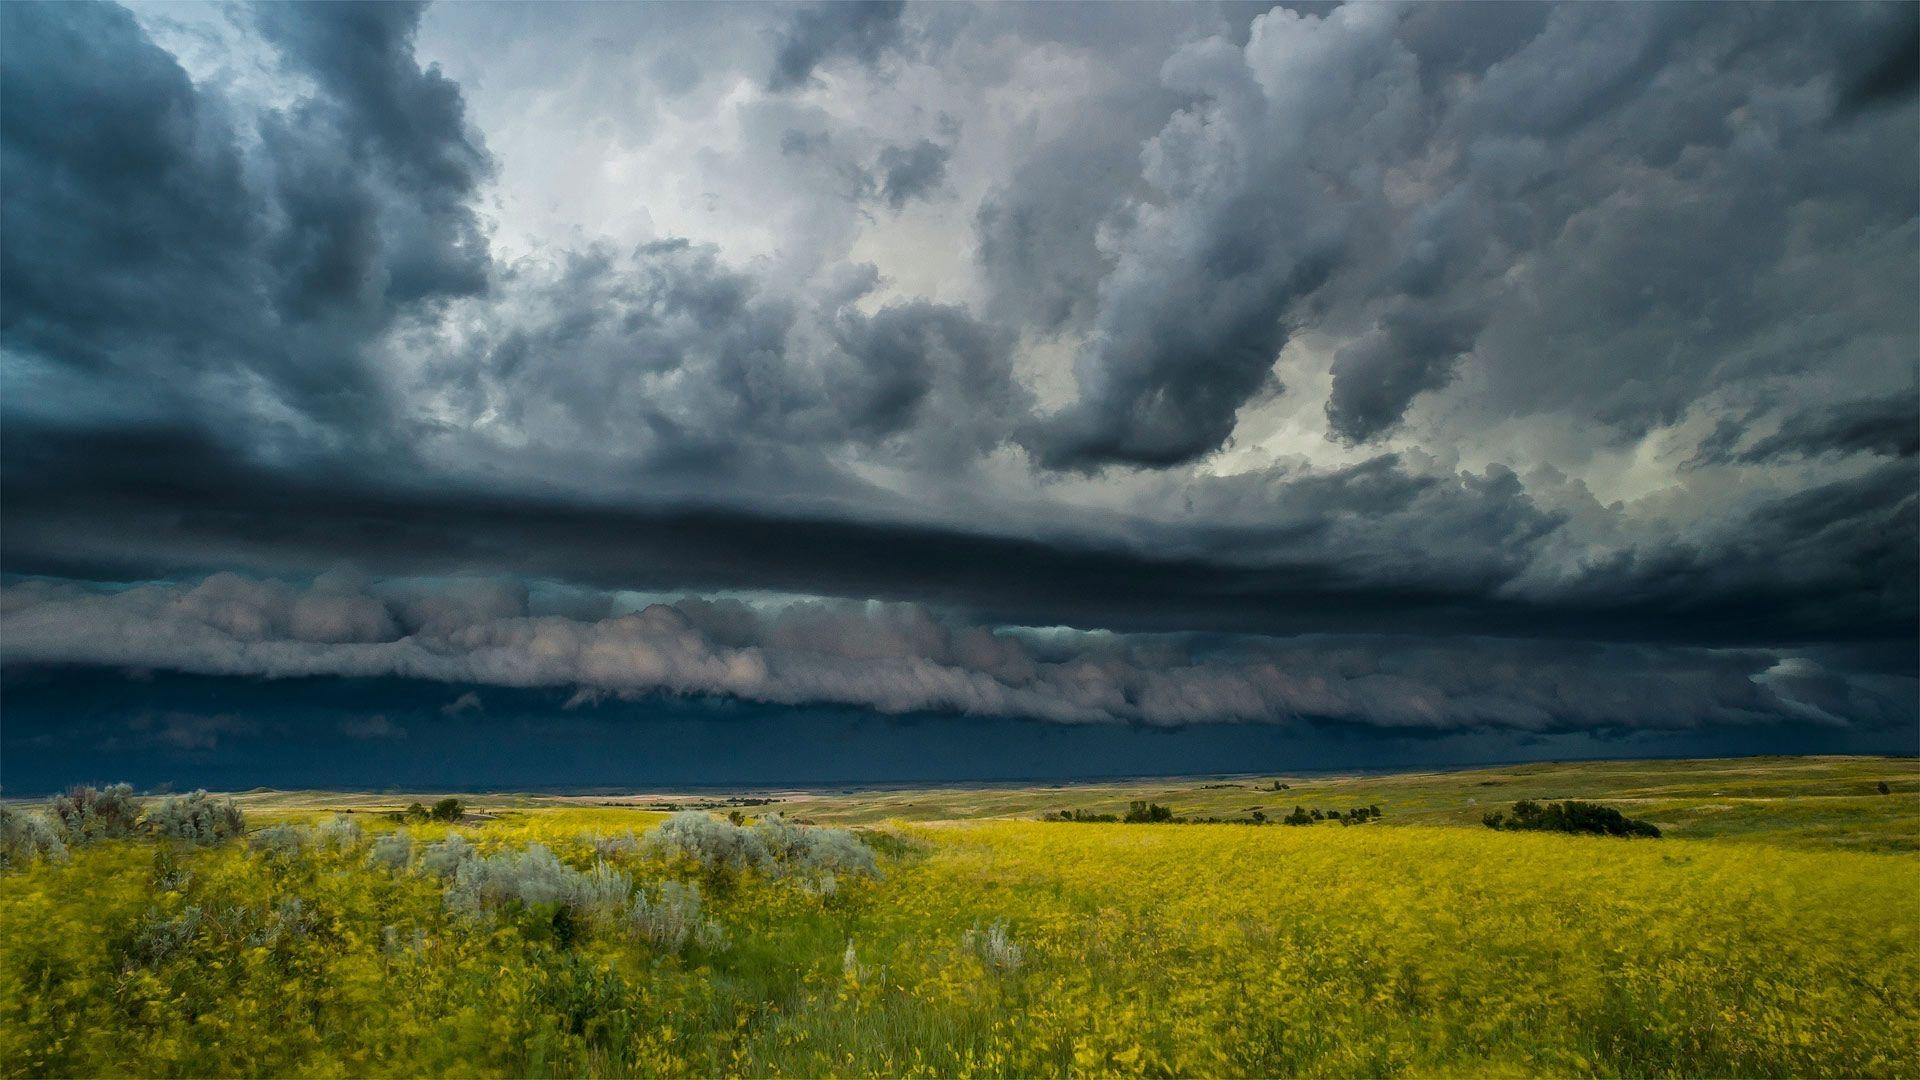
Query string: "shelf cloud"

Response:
xmin=0 ymin=0 xmax=1913 ymax=762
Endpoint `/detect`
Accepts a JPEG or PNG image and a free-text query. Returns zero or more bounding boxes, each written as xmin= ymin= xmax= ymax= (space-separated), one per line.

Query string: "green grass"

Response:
xmin=106 ymin=755 xmax=1916 ymax=851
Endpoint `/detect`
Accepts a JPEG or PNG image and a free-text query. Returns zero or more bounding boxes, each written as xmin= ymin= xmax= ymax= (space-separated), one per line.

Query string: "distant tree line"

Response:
xmin=1047 ymin=801 xmax=1382 ymax=826
xmin=1482 ymin=799 xmax=1660 ymax=838
xmin=394 ymin=798 xmax=465 ymax=823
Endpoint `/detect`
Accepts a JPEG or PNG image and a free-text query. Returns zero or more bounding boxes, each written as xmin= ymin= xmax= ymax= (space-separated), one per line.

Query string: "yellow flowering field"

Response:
xmin=2 ymin=801 xmax=1915 ymax=1077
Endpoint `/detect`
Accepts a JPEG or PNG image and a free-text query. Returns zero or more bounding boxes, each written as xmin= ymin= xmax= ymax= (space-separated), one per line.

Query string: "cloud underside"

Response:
xmin=6 ymin=574 xmax=1912 ymax=733
xmin=0 ymin=0 xmax=1915 ymax=737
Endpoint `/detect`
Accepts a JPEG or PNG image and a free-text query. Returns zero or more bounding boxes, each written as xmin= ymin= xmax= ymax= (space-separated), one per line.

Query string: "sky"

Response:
xmin=1 ymin=0 xmax=1915 ymax=793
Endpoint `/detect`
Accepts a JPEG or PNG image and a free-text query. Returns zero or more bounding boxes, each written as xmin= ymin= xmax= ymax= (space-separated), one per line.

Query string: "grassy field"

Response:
xmin=2 ymin=756 xmax=1916 ymax=1077
xmin=223 ymin=754 xmax=1920 ymax=850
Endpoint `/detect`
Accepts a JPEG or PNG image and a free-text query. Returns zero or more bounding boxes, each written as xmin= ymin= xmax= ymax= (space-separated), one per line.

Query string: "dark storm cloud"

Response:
xmin=252 ymin=1 xmax=492 ymax=307
xmin=1692 ymin=393 xmax=1920 ymax=467
xmin=766 ymin=0 xmax=906 ymax=92
xmin=874 ymin=139 xmax=949 ymax=209
xmin=411 ymin=239 xmax=1023 ymax=476
xmin=0 ymin=1 xmax=1914 ymax=742
xmin=7 ymin=574 xmax=1913 ymax=733
xmin=1010 ymin=1 xmax=1918 ymax=466
xmin=0 ymin=0 xmax=489 ymax=441
xmin=1832 ymin=1 xmax=1920 ymax=116
xmin=4 ymin=424 xmax=1912 ymax=649
xmin=1324 ymin=304 xmax=1480 ymax=444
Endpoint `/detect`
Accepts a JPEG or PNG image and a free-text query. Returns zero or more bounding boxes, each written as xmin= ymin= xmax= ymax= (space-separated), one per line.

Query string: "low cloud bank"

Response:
xmin=2 ymin=575 xmax=1910 ymax=733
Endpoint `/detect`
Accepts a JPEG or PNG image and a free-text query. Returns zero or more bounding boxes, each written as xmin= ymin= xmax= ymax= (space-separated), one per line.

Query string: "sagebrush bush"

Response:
xmin=446 ymin=843 xmax=632 ymax=926
xmin=367 ymin=828 xmax=413 ymax=870
xmin=129 ymin=904 xmax=204 ymax=967
xmin=587 ymin=831 xmax=640 ymax=859
xmin=963 ymin=918 xmax=1024 ymax=973
xmin=753 ymin=814 xmax=879 ymax=879
xmin=418 ymin=832 xmax=476 ymax=878
xmin=144 ymin=791 xmax=245 ymax=844
xmin=647 ymin=811 xmax=773 ymax=877
xmin=0 ymin=806 xmax=68 ymax=869
xmin=625 ymin=880 xmax=726 ymax=954
xmin=47 ymin=783 xmax=143 ymax=843
xmin=248 ymin=822 xmax=307 ymax=856
xmin=314 ymin=814 xmax=365 ymax=851
xmin=647 ymin=812 xmax=877 ymax=884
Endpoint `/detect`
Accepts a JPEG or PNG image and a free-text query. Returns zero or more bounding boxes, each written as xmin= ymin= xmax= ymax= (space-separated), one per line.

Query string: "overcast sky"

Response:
xmin=1 ymin=0 xmax=1915 ymax=786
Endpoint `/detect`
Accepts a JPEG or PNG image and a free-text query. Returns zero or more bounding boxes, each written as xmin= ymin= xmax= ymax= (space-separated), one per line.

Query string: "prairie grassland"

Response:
xmin=223 ymin=754 xmax=1918 ymax=849
xmin=2 ymin=759 xmax=1916 ymax=1077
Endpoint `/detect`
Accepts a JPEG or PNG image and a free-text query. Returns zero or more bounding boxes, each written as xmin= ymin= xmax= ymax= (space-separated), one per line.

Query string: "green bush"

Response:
xmin=1483 ymin=799 xmax=1660 ymax=838
xmin=1122 ymin=801 xmax=1174 ymax=823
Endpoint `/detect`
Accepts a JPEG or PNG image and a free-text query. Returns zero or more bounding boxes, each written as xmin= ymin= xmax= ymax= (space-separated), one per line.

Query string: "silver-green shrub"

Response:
xmin=587 ymin=831 xmax=640 ymax=859
xmin=417 ymin=832 xmax=476 ymax=878
xmin=248 ymin=822 xmax=307 ymax=856
xmin=314 ymin=814 xmax=364 ymax=852
xmin=367 ymin=829 xmax=413 ymax=870
xmin=0 ymin=806 xmax=68 ymax=869
xmin=962 ymin=919 xmax=1024 ymax=973
xmin=445 ymin=843 xmax=630 ymax=923
xmin=647 ymin=811 xmax=773 ymax=876
xmin=626 ymin=880 xmax=726 ymax=954
xmin=753 ymin=814 xmax=879 ymax=879
xmin=145 ymin=791 xmax=245 ymax=844
xmin=47 ymin=783 xmax=142 ymax=843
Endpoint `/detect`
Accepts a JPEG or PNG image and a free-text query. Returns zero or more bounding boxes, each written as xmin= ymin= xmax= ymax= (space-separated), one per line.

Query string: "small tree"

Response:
xmin=1122 ymin=801 xmax=1173 ymax=823
xmin=430 ymin=797 xmax=464 ymax=822
xmin=1878 ymin=781 xmax=1892 ymax=795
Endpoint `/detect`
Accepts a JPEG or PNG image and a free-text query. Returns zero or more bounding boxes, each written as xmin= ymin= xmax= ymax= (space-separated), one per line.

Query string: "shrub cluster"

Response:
xmin=144 ymin=791 xmax=246 ymax=844
xmin=1483 ymin=799 xmax=1661 ymax=838
xmin=1050 ymin=802 xmax=1383 ymax=826
xmin=442 ymin=841 xmax=726 ymax=954
xmin=645 ymin=811 xmax=877 ymax=883
xmin=626 ymin=880 xmax=726 ymax=953
xmin=47 ymin=783 xmax=144 ymax=843
xmin=248 ymin=823 xmax=309 ymax=856
xmin=0 ymin=806 xmax=69 ymax=868
xmin=1282 ymin=805 xmax=1382 ymax=826
xmin=5 ymin=785 xmax=249 ymax=865
xmin=367 ymin=828 xmax=413 ymax=869
xmin=397 ymin=798 xmax=465 ymax=823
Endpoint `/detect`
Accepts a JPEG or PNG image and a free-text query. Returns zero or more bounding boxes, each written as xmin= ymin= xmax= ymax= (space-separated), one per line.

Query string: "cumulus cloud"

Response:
xmin=766 ymin=0 xmax=905 ymax=92
xmin=3 ymin=575 xmax=1912 ymax=734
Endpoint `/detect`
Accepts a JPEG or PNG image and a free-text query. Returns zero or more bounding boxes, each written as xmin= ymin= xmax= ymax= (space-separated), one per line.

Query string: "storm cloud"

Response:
xmin=0 ymin=1 xmax=1914 ymax=757
xmin=7 ymin=574 xmax=1910 ymax=733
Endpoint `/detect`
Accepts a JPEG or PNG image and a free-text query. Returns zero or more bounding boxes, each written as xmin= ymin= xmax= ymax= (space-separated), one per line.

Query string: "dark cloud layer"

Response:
xmin=1010 ymin=1 xmax=1917 ymax=464
xmin=767 ymin=0 xmax=906 ymax=91
xmin=1 ymin=0 xmax=490 ymax=444
xmin=7 ymin=574 xmax=1912 ymax=733
xmin=0 ymin=1 xmax=1914 ymax=750
xmin=4 ymin=425 xmax=1912 ymax=648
